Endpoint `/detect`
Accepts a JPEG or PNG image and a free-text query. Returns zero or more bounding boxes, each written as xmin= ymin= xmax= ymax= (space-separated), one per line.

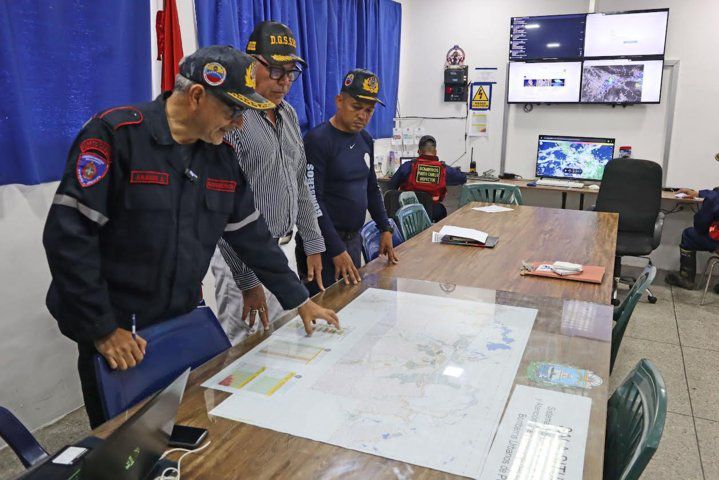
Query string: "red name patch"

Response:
xmin=79 ymin=138 xmax=112 ymax=161
xmin=130 ymin=170 xmax=169 ymax=185
xmin=206 ymin=178 xmax=237 ymax=192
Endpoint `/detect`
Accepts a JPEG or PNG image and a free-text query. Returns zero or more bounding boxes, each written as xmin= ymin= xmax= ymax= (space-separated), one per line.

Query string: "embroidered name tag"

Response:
xmin=130 ymin=170 xmax=169 ymax=185
xmin=206 ymin=178 xmax=237 ymax=192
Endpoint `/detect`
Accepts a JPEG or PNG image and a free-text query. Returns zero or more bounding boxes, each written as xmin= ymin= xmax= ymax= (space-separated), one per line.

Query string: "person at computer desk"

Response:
xmin=388 ymin=135 xmax=467 ymax=221
xmin=42 ymin=46 xmax=339 ymax=428
xmin=299 ymin=69 xmax=399 ymax=296
xmin=666 ymin=186 xmax=719 ymax=292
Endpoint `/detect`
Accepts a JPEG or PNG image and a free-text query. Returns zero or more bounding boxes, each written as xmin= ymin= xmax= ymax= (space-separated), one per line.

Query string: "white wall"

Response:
xmin=0 ymin=0 xmax=200 ymax=436
xmin=395 ymin=0 xmax=719 ymax=270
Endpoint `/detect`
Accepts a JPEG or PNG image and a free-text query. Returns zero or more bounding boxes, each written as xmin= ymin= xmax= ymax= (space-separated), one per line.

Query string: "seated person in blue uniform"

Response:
xmin=388 ymin=135 xmax=467 ymax=221
xmin=298 ymin=69 xmax=399 ymax=295
xmin=666 ymin=185 xmax=719 ymax=292
xmin=43 ymin=46 xmax=339 ymax=428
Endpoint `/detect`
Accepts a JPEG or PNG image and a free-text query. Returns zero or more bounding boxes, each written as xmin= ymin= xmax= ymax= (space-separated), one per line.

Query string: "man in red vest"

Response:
xmin=389 ymin=135 xmax=467 ymax=221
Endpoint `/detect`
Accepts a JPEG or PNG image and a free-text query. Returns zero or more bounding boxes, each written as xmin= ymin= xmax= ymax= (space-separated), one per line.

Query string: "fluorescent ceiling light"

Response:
xmin=546 ymin=43 xmax=561 ymax=48
xmin=525 ymin=23 xmax=540 ymax=29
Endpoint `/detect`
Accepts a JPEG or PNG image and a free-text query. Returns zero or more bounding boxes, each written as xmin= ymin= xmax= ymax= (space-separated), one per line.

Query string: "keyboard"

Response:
xmin=535 ymin=178 xmax=585 ymax=188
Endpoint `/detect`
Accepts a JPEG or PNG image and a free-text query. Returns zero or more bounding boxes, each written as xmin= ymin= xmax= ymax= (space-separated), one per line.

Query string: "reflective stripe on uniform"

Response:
xmin=53 ymin=194 xmax=109 ymax=226
xmin=224 ymin=209 xmax=261 ymax=232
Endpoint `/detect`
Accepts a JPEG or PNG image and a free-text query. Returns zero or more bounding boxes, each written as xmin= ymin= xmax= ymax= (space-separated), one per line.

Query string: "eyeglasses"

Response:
xmin=209 ymin=90 xmax=247 ymax=121
xmin=254 ymin=56 xmax=302 ymax=82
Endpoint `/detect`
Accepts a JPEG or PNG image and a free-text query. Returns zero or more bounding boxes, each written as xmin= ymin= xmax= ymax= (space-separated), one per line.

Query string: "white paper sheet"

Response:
xmin=473 ymin=205 xmax=514 ymax=213
xmin=207 ymin=288 xmax=537 ymax=478
xmin=479 ymin=385 xmax=592 ymax=480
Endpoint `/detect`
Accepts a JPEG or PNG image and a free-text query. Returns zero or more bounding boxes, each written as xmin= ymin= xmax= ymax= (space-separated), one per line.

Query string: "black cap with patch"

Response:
xmin=180 ymin=45 xmax=275 ymax=111
xmin=340 ymin=69 xmax=385 ymax=106
xmin=245 ymin=21 xmax=307 ymax=67
xmin=418 ymin=135 xmax=437 ymax=148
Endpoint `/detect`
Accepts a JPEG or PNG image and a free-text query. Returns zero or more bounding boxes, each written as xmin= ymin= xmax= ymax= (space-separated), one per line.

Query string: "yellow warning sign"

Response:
xmin=471 ymin=85 xmax=490 ymax=110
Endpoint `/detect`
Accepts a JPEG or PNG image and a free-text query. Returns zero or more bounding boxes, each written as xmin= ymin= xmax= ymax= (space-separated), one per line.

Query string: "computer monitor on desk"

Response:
xmin=535 ymin=134 xmax=615 ymax=181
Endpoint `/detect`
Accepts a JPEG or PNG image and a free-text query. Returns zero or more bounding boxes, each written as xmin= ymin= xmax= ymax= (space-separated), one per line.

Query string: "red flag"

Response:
xmin=156 ymin=0 xmax=183 ymax=92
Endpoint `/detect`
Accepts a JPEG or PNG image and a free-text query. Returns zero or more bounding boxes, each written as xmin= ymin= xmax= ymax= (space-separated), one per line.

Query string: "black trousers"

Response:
xmin=77 ymin=343 xmax=106 ymax=429
xmin=296 ymin=232 xmax=363 ymax=297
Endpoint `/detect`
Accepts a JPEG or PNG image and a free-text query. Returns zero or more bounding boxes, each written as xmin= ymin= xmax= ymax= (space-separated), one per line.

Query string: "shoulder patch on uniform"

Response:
xmin=76 ymin=152 xmax=110 ymax=187
xmin=79 ymin=138 xmax=111 ymax=162
xmin=97 ymin=106 xmax=143 ymax=130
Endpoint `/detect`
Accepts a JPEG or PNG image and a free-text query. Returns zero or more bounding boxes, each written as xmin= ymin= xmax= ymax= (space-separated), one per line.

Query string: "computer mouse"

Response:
xmin=588 ymin=184 xmax=600 ymax=190
xmin=527 ymin=182 xmax=537 ymax=187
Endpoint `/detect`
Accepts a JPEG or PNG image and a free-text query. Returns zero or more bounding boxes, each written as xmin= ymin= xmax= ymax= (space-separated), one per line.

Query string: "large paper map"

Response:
xmin=204 ymin=288 xmax=537 ymax=477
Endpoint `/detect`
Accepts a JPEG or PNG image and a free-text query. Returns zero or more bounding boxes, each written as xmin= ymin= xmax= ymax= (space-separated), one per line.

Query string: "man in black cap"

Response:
xmin=43 ymin=46 xmax=339 ymax=427
xmin=299 ymin=69 xmax=398 ymax=294
xmin=389 ymin=135 xmax=467 ymax=221
xmin=211 ymin=21 xmax=329 ymax=344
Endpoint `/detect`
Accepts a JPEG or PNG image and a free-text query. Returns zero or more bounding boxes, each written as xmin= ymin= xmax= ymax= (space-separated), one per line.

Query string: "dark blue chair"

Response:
xmin=0 ymin=407 xmax=48 ymax=468
xmin=93 ymin=306 xmax=230 ymax=421
xmin=360 ymin=218 xmax=404 ymax=263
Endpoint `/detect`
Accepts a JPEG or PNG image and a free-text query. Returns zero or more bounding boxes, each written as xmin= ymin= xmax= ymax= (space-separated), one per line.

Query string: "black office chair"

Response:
xmin=595 ymin=159 xmax=664 ymax=305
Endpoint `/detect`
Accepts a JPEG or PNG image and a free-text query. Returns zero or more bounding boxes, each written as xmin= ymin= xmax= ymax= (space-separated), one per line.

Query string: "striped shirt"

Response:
xmin=218 ymin=100 xmax=325 ymax=290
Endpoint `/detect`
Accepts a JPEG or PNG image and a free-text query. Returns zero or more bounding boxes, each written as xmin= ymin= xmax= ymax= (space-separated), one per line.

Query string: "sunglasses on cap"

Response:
xmin=254 ymin=56 xmax=302 ymax=82
xmin=208 ymin=90 xmax=247 ymax=121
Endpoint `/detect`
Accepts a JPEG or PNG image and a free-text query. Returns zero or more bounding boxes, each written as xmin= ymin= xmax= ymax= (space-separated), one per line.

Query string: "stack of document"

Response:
xmin=432 ymin=226 xmax=498 ymax=248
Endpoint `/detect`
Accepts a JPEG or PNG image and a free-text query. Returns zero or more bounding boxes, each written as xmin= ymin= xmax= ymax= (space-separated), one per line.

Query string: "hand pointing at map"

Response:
xmin=298 ymin=300 xmax=340 ymax=336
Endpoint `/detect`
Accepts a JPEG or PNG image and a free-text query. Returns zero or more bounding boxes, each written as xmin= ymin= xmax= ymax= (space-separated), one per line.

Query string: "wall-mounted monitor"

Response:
xmin=584 ymin=9 xmax=669 ymax=57
xmin=507 ymin=61 xmax=582 ymax=103
xmin=536 ymin=135 xmax=615 ymax=181
xmin=581 ymin=58 xmax=664 ymax=104
xmin=510 ymin=14 xmax=586 ymax=60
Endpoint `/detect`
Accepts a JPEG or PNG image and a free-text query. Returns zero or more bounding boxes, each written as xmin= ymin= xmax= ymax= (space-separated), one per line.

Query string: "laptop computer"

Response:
xmin=17 ymin=368 xmax=190 ymax=480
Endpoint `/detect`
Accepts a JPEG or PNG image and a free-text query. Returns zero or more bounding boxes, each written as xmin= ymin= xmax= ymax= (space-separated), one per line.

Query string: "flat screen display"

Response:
xmin=536 ymin=135 xmax=615 ymax=180
xmin=507 ymin=62 xmax=582 ymax=103
xmin=584 ymin=9 xmax=669 ymax=57
xmin=510 ymin=14 xmax=586 ymax=60
xmin=581 ymin=58 xmax=663 ymax=103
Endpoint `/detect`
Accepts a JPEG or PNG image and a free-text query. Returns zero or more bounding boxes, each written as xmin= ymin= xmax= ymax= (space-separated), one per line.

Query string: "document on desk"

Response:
xmin=438 ymin=225 xmax=489 ymax=243
xmin=479 ymin=385 xmax=591 ymax=480
xmin=473 ymin=205 xmax=514 ymax=213
xmin=208 ymin=288 xmax=537 ymax=478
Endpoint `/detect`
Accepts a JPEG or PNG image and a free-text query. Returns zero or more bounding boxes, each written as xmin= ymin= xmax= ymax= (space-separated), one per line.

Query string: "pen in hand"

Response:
xmin=131 ymin=313 xmax=137 ymax=340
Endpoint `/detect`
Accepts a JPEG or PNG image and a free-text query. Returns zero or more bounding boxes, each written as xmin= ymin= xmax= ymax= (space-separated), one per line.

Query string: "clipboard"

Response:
xmin=520 ymin=262 xmax=605 ymax=284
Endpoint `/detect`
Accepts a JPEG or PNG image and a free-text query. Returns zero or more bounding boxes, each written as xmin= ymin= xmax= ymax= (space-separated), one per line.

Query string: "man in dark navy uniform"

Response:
xmin=43 ymin=46 xmax=339 ymax=427
xmin=298 ymin=69 xmax=398 ymax=295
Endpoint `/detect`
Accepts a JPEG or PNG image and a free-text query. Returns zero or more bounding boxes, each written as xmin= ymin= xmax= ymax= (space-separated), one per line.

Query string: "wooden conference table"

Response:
xmin=94 ymin=203 xmax=617 ymax=479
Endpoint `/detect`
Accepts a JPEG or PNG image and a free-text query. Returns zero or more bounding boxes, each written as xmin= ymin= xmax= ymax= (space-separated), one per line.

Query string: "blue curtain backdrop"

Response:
xmin=0 ymin=1 xmax=151 ymax=186
xmin=195 ymin=0 xmax=401 ymax=138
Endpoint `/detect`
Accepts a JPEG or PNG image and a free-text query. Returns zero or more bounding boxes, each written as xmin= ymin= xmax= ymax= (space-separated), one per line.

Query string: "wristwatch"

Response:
xmin=380 ymin=223 xmax=394 ymax=234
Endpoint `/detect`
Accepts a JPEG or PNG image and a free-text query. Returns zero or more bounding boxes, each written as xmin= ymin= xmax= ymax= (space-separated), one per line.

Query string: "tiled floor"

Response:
xmin=1 ymin=269 xmax=717 ymax=479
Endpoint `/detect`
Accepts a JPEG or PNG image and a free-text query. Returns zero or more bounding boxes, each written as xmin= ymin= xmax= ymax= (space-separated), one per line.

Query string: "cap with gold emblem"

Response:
xmin=340 ymin=68 xmax=385 ymax=106
xmin=245 ymin=21 xmax=307 ymax=67
xmin=179 ymin=45 xmax=275 ymax=110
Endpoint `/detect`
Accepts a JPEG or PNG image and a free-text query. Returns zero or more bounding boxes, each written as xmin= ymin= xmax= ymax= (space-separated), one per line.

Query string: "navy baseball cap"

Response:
xmin=340 ymin=69 xmax=385 ymax=106
xmin=180 ymin=45 xmax=275 ymax=110
xmin=418 ymin=135 xmax=437 ymax=147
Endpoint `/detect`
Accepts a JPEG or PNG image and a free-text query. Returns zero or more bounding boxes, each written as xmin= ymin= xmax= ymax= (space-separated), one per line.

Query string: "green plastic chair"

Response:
xmin=611 ymin=265 xmax=656 ymax=372
xmin=459 ymin=183 xmax=524 ymax=207
xmin=398 ymin=191 xmax=419 ymax=207
xmin=396 ymin=203 xmax=432 ymax=240
xmin=604 ymin=359 xmax=667 ymax=480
